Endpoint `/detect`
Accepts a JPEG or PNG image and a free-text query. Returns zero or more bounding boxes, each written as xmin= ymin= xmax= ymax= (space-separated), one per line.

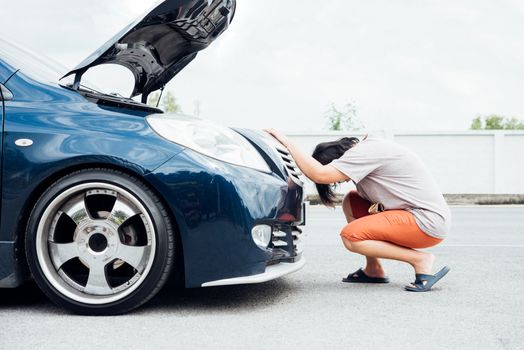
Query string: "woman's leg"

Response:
xmin=340 ymin=210 xmax=443 ymax=275
xmin=342 ymin=192 xmax=386 ymax=278
xmin=341 ymin=239 xmax=434 ymax=275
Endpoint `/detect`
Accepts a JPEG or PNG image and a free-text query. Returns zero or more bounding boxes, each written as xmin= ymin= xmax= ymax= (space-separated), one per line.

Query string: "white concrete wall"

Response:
xmin=287 ymin=131 xmax=524 ymax=195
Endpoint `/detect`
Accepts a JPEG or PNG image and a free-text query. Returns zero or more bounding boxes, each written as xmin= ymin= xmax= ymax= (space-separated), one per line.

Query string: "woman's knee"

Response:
xmin=340 ymin=224 xmax=365 ymax=246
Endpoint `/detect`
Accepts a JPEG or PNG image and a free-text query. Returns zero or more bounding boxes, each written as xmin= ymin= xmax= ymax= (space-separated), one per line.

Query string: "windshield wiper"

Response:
xmin=79 ymin=84 xmax=105 ymax=95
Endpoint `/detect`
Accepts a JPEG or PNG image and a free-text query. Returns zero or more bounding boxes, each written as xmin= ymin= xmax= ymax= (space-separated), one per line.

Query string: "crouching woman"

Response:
xmin=265 ymin=129 xmax=451 ymax=292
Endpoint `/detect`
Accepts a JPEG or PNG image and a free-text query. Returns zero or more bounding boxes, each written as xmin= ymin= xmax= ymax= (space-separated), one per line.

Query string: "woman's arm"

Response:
xmin=264 ymin=128 xmax=349 ymax=184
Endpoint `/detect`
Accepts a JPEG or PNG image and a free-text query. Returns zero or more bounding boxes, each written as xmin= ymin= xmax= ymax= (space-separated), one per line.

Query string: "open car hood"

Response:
xmin=63 ymin=0 xmax=236 ymax=103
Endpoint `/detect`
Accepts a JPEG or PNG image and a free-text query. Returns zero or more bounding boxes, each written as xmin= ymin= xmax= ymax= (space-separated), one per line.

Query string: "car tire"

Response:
xmin=25 ymin=168 xmax=174 ymax=315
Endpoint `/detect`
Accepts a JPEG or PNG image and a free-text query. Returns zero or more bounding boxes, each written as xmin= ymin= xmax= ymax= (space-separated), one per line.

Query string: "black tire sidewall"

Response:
xmin=25 ymin=169 xmax=173 ymax=315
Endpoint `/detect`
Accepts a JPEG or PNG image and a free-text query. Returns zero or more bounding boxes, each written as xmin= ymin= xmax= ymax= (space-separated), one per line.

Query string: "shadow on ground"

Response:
xmin=0 ymin=281 xmax=48 ymax=306
xmin=143 ymin=278 xmax=295 ymax=314
xmin=0 ymin=277 xmax=295 ymax=315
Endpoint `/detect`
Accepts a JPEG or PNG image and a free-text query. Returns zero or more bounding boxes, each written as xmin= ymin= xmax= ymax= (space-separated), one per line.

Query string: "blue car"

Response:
xmin=0 ymin=0 xmax=306 ymax=315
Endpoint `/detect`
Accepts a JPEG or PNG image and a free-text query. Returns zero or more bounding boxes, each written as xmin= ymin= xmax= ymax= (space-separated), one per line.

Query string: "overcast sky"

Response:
xmin=2 ymin=0 xmax=524 ymax=132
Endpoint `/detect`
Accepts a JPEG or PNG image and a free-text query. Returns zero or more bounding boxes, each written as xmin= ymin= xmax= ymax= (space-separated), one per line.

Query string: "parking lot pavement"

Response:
xmin=1 ymin=206 xmax=523 ymax=350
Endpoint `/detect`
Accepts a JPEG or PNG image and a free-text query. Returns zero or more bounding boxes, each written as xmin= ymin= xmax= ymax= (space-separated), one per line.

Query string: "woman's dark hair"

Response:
xmin=312 ymin=137 xmax=360 ymax=207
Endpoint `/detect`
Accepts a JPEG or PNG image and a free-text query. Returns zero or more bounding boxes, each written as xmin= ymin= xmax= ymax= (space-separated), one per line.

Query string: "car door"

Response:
xmin=0 ymin=83 xmax=10 ymax=217
xmin=0 ymin=82 xmax=12 ymax=214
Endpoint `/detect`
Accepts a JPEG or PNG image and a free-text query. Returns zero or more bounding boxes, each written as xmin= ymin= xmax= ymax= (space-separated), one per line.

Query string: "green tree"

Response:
xmin=504 ymin=117 xmax=524 ymax=130
xmin=325 ymin=102 xmax=363 ymax=131
xmin=147 ymin=91 xmax=183 ymax=113
xmin=484 ymin=115 xmax=504 ymax=129
xmin=470 ymin=114 xmax=524 ymax=130
xmin=470 ymin=117 xmax=482 ymax=130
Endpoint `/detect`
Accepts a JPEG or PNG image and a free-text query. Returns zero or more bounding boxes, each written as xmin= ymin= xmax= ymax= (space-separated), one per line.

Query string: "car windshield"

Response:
xmin=0 ymin=38 xmax=67 ymax=85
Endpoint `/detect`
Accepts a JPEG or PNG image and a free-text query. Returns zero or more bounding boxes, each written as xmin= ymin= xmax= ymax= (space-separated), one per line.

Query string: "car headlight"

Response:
xmin=147 ymin=114 xmax=270 ymax=172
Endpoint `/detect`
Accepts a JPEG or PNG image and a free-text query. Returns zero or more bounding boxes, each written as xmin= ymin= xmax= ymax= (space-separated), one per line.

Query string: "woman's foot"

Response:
xmin=405 ymin=266 xmax=451 ymax=292
xmin=363 ymin=257 xmax=387 ymax=278
xmin=363 ymin=265 xmax=387 ymax=279
xmin=343 ymin=268 xmax=390 ymax=283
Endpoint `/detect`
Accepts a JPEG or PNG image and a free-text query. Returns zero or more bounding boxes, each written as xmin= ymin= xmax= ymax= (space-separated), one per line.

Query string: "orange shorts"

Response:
xmin=341 ymin=191 xmax=442 ymax=249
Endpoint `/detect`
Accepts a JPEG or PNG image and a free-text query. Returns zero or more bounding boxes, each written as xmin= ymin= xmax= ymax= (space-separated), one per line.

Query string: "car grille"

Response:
xmin=271 ymin=226 xmax=304 ymax=259
xmin=274 ymin=144 xmax=304 ymax=186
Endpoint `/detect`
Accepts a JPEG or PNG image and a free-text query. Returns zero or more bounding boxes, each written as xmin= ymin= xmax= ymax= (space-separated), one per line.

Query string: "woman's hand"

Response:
xmin=263 ymin=128 xmax=349 ymax=185
xmin=264 ymin=128 xmax=289 ymax=148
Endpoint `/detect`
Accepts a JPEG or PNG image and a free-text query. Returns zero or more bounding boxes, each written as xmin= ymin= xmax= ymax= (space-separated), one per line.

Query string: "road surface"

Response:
xmin=1 ymin=206 xmax=523 ymax=349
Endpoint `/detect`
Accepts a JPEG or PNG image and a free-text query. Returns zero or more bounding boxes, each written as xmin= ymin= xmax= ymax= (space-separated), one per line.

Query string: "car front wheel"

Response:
xmin=25 ymin=168 xmax=174 ymax=315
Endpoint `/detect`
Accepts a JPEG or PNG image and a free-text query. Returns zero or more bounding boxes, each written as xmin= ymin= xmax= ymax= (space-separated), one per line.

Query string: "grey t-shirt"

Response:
xmin=330 ymin=137 xmax=451 ymax=239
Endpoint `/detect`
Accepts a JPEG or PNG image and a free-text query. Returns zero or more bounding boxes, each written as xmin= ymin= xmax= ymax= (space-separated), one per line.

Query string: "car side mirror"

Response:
xmin=0 ymin=84 xmax=13 ymax=101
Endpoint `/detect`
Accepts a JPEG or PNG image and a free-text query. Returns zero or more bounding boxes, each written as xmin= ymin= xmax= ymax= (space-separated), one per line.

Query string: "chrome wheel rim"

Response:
xmin=35 ymin=183 xmax=156 ymax=305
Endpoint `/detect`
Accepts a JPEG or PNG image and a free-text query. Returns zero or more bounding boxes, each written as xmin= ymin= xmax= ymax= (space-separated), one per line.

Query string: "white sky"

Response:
xmin=2 ymin=0 xmax=524 ymax=132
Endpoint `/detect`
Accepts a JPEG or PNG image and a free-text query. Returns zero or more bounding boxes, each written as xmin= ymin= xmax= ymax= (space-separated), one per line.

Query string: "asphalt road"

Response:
xmin=1 ymin=206 xmax=523 ymax=350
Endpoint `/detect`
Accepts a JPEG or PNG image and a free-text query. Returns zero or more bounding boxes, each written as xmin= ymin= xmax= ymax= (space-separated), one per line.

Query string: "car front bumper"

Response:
xmin=146 ymin=145 xmax=306 ymax=288
xmin=201 ymin=256 xmax=306 ymax=287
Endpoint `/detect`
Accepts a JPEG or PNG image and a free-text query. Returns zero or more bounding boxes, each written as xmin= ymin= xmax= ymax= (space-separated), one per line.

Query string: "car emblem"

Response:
xmin=15 ymin=138 xmax=34 ymax=147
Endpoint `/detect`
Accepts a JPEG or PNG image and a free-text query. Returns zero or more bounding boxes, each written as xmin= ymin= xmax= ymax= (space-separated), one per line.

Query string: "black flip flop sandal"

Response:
xmin=405 ymin=266 xmax=451 ymax=292
xmin=342 ymin=268 xmax=390 ymax=284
